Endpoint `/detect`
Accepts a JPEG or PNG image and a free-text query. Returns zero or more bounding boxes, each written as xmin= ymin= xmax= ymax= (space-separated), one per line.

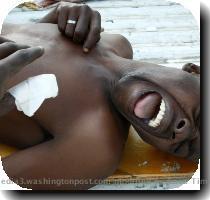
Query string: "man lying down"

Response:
xmin=0 ymin=3 xmax=200 ymax=190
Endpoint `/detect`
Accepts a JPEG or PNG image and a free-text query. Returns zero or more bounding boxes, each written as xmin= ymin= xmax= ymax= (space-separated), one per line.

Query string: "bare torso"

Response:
xmin=0 ymin=23 xmax=132 ymax=189
xmin=1 ymin=23 xmax=131 ymax=145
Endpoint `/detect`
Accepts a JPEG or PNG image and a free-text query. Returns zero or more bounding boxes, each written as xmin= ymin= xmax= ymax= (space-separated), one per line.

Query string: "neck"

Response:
xmin=100 ymin=52 xmax=133 ymax=80
xmin=98 ymin=53 xmax=132 ymax=129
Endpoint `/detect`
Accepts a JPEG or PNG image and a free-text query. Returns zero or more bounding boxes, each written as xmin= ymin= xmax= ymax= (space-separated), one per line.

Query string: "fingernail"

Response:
xmin=83 ymin=48 xmax=89 ymax=53
xmin=37 ymin=46 xmax=44 ymax=50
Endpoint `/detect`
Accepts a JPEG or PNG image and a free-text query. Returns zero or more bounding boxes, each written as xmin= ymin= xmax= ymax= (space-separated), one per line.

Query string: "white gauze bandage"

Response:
xmin=8 ymin=74 xmax=59 ymax=117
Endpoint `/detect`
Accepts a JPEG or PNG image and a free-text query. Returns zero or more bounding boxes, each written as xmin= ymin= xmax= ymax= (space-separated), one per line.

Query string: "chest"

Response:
xmin=2 ymin=23 xmax=119 ymax=136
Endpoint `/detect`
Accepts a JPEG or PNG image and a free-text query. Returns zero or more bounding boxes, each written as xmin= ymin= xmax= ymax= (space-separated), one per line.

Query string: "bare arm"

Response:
xmin=2 ymin=113 xmax=124 ymax=190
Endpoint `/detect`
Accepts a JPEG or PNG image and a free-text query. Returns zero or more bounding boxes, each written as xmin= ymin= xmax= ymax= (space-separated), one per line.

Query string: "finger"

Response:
xmin=83 ymin=11 xmax=101 ymax=52
xmin=58 ymin=5 xmax=69 ymax=33
xmin=0 ymin=46 xmax=44 ymax=79
xmin=65 ymin=6 xmax=79 ymax=38
xmin=0 ymin=36 xmax=13 ymax=44
xmin=73 ymin=5 xmax=91 ymax=44
xmin=0 ymin=42 xmax=29 ymax=59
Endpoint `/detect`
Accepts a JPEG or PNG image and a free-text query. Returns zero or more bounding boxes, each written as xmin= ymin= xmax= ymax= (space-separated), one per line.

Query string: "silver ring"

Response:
xmin=67 ymin=20 xmax=77 ymax=25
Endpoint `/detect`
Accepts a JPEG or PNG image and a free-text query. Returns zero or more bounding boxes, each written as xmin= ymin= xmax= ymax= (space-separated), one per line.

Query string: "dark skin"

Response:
xmin=111 ymin=62 xmax=200 ymax=162
xmin=0 ymin=4 xmax=101 ymax=116
xmin=39 ymin=3 xmax=102 ymax=51
xmin=0 ymin=38 xmax=44 ymax=116
xmin=0 ymin=4 xmax=200 ymax=190
xmin=0 ymin=5 xmax=129 ymax=190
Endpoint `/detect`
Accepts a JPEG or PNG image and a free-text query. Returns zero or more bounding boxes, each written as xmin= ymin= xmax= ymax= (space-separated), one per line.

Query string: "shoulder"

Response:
xmin=101 ymin=33 xmax=133 ymax=59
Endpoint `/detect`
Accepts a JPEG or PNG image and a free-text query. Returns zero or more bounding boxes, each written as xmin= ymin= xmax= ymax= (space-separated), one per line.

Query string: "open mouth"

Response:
xmin=134 ymin=92 xmax=166 ymax=128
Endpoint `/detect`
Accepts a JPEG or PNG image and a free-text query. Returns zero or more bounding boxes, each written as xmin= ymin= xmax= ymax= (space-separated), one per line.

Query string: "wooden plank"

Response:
xmin=93 ymin=5 xmax=192 ymax=17
xmin=109 ymin=127 xmax=197 ymax=181
xmin=132 ymin=45 xmax=199 ymax=61
xmin=88 ymin=0 xmax=179 ymax=8
xmin=87 ymin=0 xmax=200 ymax=64
xmin=113 ymin=31 xmax=199 ymax=45
xmin=108 ymin=173 xmax=194 ymax=182
xmin=101 ymin=20 xmax=197 ymax=32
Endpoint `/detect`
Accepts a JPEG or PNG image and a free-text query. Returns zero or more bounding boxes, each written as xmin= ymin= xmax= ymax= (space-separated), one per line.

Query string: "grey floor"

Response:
xmin=5 ymin=0 xmax=200 ymax=68
xmin=4 ymin=0 xmax=200 ymax=190
xmin=90 ymin=179 xmax=190 ymax=190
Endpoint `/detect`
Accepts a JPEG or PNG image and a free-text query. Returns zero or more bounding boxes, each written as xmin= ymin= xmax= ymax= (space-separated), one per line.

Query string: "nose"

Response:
xmin=173 ymin=118 xmax=192 ymax=141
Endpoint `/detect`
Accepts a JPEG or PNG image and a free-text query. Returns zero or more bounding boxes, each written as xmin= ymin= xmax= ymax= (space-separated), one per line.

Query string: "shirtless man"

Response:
xmin=0 ymin=4 xmax=200 ymax=190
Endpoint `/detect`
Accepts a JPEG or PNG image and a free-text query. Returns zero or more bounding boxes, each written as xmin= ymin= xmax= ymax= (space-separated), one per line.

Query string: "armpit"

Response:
xmin=0 ymin=93 xmax=16 ymax=117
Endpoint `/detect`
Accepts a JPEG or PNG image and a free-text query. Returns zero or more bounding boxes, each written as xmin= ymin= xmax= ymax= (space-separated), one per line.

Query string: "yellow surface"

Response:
xmin=0 ymin=127 xmax=197 ymax=180
xmin=0 ymin=144 xmax=17 ymax=158
xmin=110 ymin=127 xmax=197 ymax=180
xmin=17 ymin=2 xmax=40 ymax=10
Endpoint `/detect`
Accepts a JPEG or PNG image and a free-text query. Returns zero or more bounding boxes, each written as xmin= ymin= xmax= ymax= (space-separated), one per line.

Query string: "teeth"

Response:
xmin=159 ymin=110 xmax=165 ymax=116
xmin=148 ymin=99 xmax=166 ymax=128
xmin=160 ymin=101 xmax=166 ymax=112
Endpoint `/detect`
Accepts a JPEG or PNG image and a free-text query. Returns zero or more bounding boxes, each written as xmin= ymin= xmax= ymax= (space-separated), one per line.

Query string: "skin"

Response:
xmin=111 ymin=62 xmax=200 ymax=162
xmin=0 ymin=4 xmax=101 ymax=116
xmin=0 ymin=5 xmax=200 ymax=190
xmin=0 ymin=37 xmax=44 ymax=116
xmin=39 ymin=3 xmax=102 ymax=51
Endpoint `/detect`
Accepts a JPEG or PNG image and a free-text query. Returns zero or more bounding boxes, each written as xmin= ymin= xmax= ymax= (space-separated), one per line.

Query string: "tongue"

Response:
xmin=134 ymin=92 xmax=162 ymax=119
